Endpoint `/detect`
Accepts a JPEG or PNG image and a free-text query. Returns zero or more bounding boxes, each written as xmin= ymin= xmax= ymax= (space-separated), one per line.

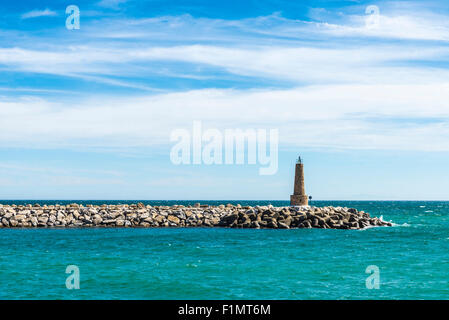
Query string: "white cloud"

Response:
xmin=83 ymin=10 xmax=449 ymax=42
xmin=1 ymin=84 xmax=449 ymax=151
xmin=3 ymin=7 xmax=449 ymax=154
xmin=278 ymin=10 xmax=449 ymax=41
xmin=97 ymin=0 xmax=128 ymax=10
xmin=3 ymin=8 xmax=449 ymax=91
xmin=21 ymin=8 xmax=57 ymax=19
xmin=0 ymin=44 xmax=447 ymax=88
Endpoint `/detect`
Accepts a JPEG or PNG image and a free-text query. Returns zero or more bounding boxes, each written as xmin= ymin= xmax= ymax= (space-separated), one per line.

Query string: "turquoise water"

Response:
xmin=0 ymin=200 xmax=448 ymax=300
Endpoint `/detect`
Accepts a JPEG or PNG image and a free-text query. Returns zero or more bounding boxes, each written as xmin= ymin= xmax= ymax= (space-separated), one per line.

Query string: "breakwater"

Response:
xmin=0 ymin=203 xmax=392 ymax=229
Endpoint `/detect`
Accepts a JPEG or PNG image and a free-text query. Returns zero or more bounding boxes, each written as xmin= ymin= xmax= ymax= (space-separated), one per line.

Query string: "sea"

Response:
xmin=0 ymin=200 xmax=448 ymax=300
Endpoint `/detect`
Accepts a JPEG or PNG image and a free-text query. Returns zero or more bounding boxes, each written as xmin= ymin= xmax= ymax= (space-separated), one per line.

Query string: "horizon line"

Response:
xmin=1 ymin=199 xmax=449 ymax=202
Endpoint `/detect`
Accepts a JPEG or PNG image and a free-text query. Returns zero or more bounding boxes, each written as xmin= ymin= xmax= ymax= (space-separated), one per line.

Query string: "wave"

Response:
xmin=392 ymin=222 xmax=410 ymax=227
xmin=379 ymin=215 xmax=409 ymax=227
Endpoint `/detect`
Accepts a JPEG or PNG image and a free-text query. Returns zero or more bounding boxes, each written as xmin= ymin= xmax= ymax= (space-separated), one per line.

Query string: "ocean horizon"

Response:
xmin=2 ymin=199 xmax=448 ymax=205
xmin=1 ymin=200 xmax=448 ymax=299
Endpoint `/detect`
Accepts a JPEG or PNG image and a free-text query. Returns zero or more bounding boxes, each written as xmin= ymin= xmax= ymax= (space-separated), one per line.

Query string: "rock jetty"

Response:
xmin=0 ymin=203 xmax=392 ymax=229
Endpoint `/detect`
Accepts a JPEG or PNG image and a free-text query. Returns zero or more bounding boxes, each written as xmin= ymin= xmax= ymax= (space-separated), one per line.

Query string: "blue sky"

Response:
xmin=1 ymin=0 xmax=449 ymax=200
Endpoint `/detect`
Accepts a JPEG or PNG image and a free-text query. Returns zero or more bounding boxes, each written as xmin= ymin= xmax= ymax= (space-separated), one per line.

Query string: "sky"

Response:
xmin=1 ymin=0 xmax=449 ymax=200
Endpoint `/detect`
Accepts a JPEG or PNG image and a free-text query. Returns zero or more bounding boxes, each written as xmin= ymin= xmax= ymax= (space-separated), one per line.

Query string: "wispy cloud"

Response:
xmin=21 ymin=8 xmax=57 ymax=20
xmin=315 ymin=12 xmax=449 ymax=41
xmin=3 ymin=4 xmax=449 ymax=152
xmin=0 ymin=43 xmax=448 ymax=90
xmin=3 ymin=7 xmax=449 ymax=92
xmin=97 ymin=0 xmax=128 ymax=10
xmin=2 ymin=84 xmax=449 ymax=151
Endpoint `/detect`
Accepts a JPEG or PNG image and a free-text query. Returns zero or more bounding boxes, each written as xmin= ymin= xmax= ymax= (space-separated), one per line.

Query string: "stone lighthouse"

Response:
xmin=290 ymin=156 xmax=309 ymax=206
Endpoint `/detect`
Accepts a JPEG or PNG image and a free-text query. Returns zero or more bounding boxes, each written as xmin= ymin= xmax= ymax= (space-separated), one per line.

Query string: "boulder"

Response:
xmin=167 ymin=215 xmax=180 ymax=224
xmin=278 ymin=222 xmax=290 ymax=229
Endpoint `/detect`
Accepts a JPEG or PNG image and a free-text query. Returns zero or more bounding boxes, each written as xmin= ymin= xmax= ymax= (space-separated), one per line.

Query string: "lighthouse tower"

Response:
xmin=290 ymin=156 xmax=309 ymax=206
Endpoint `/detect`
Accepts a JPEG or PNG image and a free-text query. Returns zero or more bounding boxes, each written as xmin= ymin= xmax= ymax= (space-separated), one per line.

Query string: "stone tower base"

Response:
xmin=290 ymin=195 xmax=308 ymax=206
